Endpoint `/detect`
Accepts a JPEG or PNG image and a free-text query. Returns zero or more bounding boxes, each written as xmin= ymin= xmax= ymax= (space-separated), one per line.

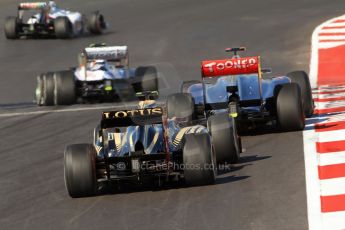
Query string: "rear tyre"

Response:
xmin=64 ymin=144 xmax=97 ymax=198
xmin=135 ymin=66 xmax=158 ymax=92
xmin=4 ymin=17 xmax=19 ymax=39
xmin=166 ymin=93 xmax=195 ymax=124
xmin=87 ymin=12 xmax=105 ymax=34
xmin=287 ymin=71 xmax=314 ymax=117
xmin=54 ymin=17 xmax=72 ymax=39
xmin=276 ymin=83 xmax=305 ymax=131
xmin=207 ymin=113 xmax=240 ymax=164
xmin=183 ymin=133 xmax=216 ymax=186
xmin=54 ymin=71 xmax=76 ymax=105
xmin=180 ymin=80 xmax=201 ymax=93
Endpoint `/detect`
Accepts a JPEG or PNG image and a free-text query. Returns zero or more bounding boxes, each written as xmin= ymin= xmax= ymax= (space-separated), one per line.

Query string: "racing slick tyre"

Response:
xmin=53 ymin=71 xmax=76 ymax=105
xmin=287 ymin=71 xmax=314 ymax=117
xmin=54 ymin=17 xmax=72 ymax=39
xmin=37 ymin=73 xmax=55 ymax=106
xmin=135 ymin=66 xmax=158 ymax=92
xmin=183 ymin=133 xmax=216 ymax=186
xmin=87 ymin=12 xmax=106 ymax=34
xmin=167 ymin=93 xmax=195 ymax=124
xmin=207 ymin=113 xmax=241 ymax=165
xmin=180 ymin=80 xmax=201 ymax=93
xmin=4 ymin=17 xmax=19 ymax=39
xmin=64 ymin=144 xmax=97 ymax=198
xmin=276 ymin=83 xmax=305 ymax=131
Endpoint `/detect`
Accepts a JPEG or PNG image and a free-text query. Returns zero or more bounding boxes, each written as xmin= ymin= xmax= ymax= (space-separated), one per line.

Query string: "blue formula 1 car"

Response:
xmin=35 ymin=44 xmax=158 ymax=105
xmin=181 ymin=47 xmax=314 ymax=133
xmin=64 ymin=92 xmax=234 ymax=198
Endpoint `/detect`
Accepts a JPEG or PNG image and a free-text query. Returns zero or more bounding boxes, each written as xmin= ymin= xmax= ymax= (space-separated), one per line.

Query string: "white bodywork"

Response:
xmin=74 ymin=46 xmax=129 ymax=81
xmin=25 ymin=2 xmax=83 ymax=35
xmin=74 ymin=62 xmax=123 ymax=81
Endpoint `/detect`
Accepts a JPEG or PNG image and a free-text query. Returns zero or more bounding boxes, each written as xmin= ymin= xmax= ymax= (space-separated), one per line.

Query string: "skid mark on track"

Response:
xmin=68 ymin=198 xmax=102 ymax=225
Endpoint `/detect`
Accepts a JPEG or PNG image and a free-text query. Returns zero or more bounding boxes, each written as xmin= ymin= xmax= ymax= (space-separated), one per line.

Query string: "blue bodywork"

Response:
xmin=95 ymin=103 xmax=207 ymax=158
xmin=112 ymin=68 xmax=137 ymax=80
xmin=187 ymin=74 xmax=291 ymax=114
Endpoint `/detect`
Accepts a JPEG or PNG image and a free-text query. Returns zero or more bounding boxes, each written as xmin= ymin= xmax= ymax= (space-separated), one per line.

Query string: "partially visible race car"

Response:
xmin=4 ymin=1 xmax=107 ymax=39
xmin=35 ymin=44 xmax=158 ymax=105
xmin=64 ymin=91 xmax=237 ymax=197
xmin=181 ymin=47 xmax=314 ymax=132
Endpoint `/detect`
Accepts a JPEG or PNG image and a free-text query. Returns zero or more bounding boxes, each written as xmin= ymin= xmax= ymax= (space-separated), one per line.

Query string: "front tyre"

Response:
xmin=64 ymin=144 xmax=97 ymax=198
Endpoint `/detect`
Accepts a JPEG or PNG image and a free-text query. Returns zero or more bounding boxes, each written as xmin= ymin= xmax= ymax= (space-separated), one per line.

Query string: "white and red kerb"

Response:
xmin=305 ymin=14 xmax=345 ymax=230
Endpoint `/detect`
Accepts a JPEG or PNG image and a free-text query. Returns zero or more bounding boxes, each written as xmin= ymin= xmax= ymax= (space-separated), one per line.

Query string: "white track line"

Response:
xmin=303 ymin=129 xmax=323 ymax=230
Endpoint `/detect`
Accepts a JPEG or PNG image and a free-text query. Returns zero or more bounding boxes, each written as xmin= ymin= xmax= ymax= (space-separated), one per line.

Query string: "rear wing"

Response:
xmin=84 ymin=46 xmax=128 ymax=61
xmin=100 ymin=107 xmax=163 ymax=128
xmin=18 ymin=2 xmax=48 ymax=10
xmin=201 ymin=56 xmax=260 ymax=78
xmin=201 ymin=53 xmax=265 ymax=107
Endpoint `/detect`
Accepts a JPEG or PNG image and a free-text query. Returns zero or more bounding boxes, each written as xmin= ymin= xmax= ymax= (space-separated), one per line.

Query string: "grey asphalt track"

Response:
xmin=0 ymin=0 xmax=344 ymax=229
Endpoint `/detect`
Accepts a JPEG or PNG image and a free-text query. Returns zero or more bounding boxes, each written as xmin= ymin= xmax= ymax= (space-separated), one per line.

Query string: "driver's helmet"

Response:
xmin=28 ymin=16 xmax=39 ymax=24
xmin=87 ymin=59 xmax=107 ymax=71
xmin=138 ymin=100 xmax=157 ymax=109
xmin=48 ymin=1 xmax=57 ymax=11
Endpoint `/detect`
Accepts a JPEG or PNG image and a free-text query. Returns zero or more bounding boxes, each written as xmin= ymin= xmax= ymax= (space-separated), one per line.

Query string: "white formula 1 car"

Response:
xmin=35 ymin=44 xmax=158 ymax=105
xmin=4 ymin=1 xmax=107 ymax=39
